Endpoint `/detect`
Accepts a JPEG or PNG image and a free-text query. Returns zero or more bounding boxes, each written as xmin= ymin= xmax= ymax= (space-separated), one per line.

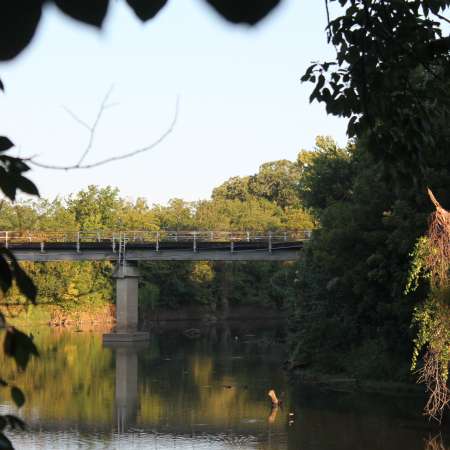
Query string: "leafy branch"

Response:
xmin=0 ymin=135 xmax=40 ymax=449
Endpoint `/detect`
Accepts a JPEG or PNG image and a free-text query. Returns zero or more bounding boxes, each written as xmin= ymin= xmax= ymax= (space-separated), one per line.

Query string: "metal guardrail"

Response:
xmin=0 ymin=230 xmax=311 ymax=263
xmin=0 ymin=230 xmax=312 ymax=246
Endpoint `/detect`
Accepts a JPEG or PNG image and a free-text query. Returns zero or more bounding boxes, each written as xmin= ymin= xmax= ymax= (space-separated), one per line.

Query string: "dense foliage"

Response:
xmin=0 ymin=157 xmax=314 ymax=323
xmin=288 ymin=138 xmax=450 ymax=383
xmin=0 ymin=0 xmax=449 ymax=439
xmin=303 ymin=0 xmax=450 ymax=181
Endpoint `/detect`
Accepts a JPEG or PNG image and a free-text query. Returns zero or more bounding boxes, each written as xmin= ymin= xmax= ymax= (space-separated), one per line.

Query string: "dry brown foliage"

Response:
xmin=416 ymin=190 xmax=450 ymax=422
xmin=424 ymin=434 xmax=448 ymax=450
xmin=418 ymin=349 xmax=450 ymax=422
xmin=426 ymin=188 xmax=450 ymax=289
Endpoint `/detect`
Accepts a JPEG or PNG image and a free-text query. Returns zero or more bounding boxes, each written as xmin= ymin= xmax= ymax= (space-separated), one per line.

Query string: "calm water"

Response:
xmin=1 ymin=322 xmax=448 ymax=450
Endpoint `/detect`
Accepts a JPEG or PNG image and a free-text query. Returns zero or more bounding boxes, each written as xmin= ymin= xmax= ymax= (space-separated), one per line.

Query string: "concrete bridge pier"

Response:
xmin=103 ymin=262 xmax=149 ymax=342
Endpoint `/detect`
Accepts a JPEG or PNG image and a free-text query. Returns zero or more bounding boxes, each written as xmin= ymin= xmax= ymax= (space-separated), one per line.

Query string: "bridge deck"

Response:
xmin=6 ymin=240 xmax=303 ymax=262
xmin=0 ymin=230 xmax=309 ymax=262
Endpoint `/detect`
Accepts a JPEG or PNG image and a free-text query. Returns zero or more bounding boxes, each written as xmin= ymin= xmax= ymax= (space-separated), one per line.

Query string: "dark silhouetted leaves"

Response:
xmin=55 ymin=0 xmax=109 ymax=27
xmin=0 ymin=79 xmax=4 ymax=92
xmin=126 ymin=0 xmax=168 ymax=21
xmin=14 ymin=176 xmax=39 ymax=197
xmin=0 ymin=1 xmax=42 ymax=61
xmin=0 ymin=249 xmax=37 ymax=302
xmin=204 ymin=0 xmax=282 ymax=24
xmin=10 ymin=388 xmax=25 ymax=408
xmin=301 ymin=0 xmax=450 ymax=181
xmin=3 ymin=328 xmax=39 ymax=371
xmin=0 ymin=432 xmax=13 ymax=450
xmin=0 ymin=156 xmax=38 ymax=201
xmin=0 ymin=415 xmax=26 ymax=448
xmin=11 ymin=258 xmax=37 ymax=303
xmin=0 ymin=257 xmax=12 ymax=294
xmin=0 ymin=138 xmax=14 ymax=153
xmin=3 ymin=416 xmax=25 ymax=431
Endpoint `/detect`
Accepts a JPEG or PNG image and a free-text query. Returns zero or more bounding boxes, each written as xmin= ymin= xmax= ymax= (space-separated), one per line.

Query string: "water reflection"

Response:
xmin=1 ymin=323 xmax=449 ymax=449
xmin=424 ymin=434 xmax=450 ymax=450
xmin=104 ymin=341 xmax=147 ymax=433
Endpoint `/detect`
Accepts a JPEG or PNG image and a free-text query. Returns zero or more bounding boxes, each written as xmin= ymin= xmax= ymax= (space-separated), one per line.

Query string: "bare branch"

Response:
xmin=435 ymin=13 xmax=450 ymax=25
xmin=27 ymin=94 xmax=179 ymax=171
xmin=76 ymin=85 xmax=114 ymax=166
xmin=61 ymin=106 xmax=92 ymax=131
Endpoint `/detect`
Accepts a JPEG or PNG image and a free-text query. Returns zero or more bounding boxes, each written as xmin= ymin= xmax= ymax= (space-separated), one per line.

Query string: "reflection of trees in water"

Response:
xmin=0 ymin=325 xmax=287 ymax=437
xmin=425 ymin=434 xmax=450 ymax=450
xmin=137 ymin=325 xmax=287 ymax=431
xmin=0 ymin=328 xmax=115 ymax=424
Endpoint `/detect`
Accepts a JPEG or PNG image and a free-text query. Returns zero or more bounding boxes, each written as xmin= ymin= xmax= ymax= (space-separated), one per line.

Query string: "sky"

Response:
xmin=0 ymin=0 xmax=347 ymax=205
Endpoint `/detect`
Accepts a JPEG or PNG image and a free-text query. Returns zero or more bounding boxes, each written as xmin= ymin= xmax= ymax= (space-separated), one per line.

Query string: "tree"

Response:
xmin=0 ymin=139 xmax=39 ymax=448
xmin=248 ymin=160 xmax=302 ymax=209
xmin=0 ymin=0 xmax=448 ymax=442
xmin=302 ymin=0 xmax=450 ymax=182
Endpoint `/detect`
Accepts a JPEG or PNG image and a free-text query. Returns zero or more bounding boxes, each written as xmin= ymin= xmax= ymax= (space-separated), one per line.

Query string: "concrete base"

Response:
xmin=102 ymin=331 xmax=150 ymax=342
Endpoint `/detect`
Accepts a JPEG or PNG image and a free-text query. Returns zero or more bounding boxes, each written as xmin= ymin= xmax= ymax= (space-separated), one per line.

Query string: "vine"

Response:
xmin=406 ymin=189 xmax=450 ymax=422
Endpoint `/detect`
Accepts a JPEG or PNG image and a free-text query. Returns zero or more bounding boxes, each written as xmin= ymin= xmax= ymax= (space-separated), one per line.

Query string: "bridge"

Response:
xmin=0 ymin=230 xmax=309 ymax=262
xmin=0 ymin=230 xmax=310 ymax=341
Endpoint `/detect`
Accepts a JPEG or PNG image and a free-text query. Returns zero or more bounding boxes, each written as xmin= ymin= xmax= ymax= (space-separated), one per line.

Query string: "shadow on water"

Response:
xmin=1 ymin=321 xmax=450 ymax=449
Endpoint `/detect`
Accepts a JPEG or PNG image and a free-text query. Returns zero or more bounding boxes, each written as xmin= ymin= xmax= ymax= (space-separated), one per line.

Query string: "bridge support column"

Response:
xmin=103 ymin=262 xmax=149 ymax=342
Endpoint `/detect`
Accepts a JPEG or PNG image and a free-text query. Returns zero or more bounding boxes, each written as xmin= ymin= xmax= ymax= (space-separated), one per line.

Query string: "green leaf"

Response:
xmin=126 ymin=0 xmax=167 ymax=21
xmin=0 ymin=138 xmax=14 ymax=153
xmin=10 ymin=387 xmax=25 ymax=408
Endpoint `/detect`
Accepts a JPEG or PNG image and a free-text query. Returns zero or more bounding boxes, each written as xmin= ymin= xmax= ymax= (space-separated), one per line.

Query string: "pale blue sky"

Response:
xmin=0 ymin=0 xmax=347 ymax=204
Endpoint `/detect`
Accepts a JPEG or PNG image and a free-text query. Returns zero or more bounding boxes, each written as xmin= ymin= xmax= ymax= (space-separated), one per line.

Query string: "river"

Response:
xmin=0 ymin=322 xmax=448 ymax=450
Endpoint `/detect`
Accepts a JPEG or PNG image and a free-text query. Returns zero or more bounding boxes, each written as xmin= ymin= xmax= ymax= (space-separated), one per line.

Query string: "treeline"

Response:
xmin=0 ymin=153 xmax=314 ymax=320
xmin=3 ymin=134 xmax=448 ymax=386
xmin=288 ymin=137 xmax=450 ymax=381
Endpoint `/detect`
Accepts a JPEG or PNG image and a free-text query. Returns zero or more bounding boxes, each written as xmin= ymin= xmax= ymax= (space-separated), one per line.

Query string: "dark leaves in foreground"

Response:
xmin=0 ymin=138 xmax=14 ymax=153
xmin=0 ymin=138 xmax=39 ymax=201
xmin=0 ymin=0 xmax=284 ymax=60
xmin=205 ymin=0 xmax=282 ymax=24
xmin=54 ymin=0 xmax=109 ymax=27
xmin=0 ymin=432 xmax=13 ymax=450
xmin=3 ymin=328 xmax=39 ymax=371
xmin=0 ymin=416 xmax=25 ymax=450
xmin=126 ymin=0 xmax=168 ymax=21
xmin=0 ymin=1 xmax=42 ymax=61
xmin=0 ymin=249 xmax=37 ymax=303
xmin=10 ymin=388 xmax=25 ymax=409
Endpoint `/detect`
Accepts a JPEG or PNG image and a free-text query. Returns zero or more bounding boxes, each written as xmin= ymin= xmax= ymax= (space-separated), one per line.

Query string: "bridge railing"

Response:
xmin=0 ymin=230 xmax=312 ymax=247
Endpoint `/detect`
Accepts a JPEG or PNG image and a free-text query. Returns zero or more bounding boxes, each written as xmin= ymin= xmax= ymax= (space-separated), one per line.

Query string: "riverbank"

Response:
xmin=1 ymin=303 xmax=285 ymax=329
xmin=1 ymin=303 xmax=115 ymax=331
xmin=291 ymin=369 xmax=425 ymax=397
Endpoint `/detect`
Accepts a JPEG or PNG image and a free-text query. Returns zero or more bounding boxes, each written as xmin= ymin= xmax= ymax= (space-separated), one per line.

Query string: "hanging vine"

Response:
xmin=406 ymin=189 xmax=450 ymax=422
